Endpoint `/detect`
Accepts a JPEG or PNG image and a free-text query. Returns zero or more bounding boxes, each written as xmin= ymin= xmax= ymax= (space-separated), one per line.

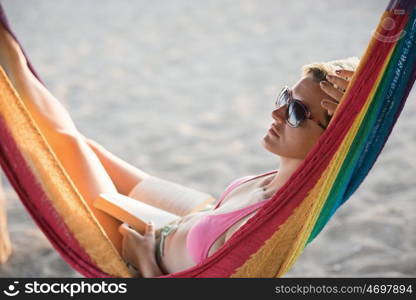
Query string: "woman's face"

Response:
xmin=262 ymin=76 xmax=330 ymax=160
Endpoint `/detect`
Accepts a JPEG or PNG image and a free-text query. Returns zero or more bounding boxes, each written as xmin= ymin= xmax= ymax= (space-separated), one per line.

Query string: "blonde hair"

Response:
xmin=301 ymin=57 xmax=360 ymax=126
xmin=302 ymin=57 xmax=360 ymax=82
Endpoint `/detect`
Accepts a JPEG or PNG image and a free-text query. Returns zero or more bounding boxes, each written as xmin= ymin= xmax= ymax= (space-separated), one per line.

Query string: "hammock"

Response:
xmin=0 ymin=0 xmax=415 ymax=278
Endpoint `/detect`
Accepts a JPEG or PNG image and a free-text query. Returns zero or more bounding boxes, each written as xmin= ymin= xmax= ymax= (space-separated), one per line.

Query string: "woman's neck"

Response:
xmin=262 ymin=156 xmax=304 ymax=194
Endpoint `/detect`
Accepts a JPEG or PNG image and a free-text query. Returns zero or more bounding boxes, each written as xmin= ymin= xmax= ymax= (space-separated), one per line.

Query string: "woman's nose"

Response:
xmin=272 ymin=106 xmax=286 ymax=124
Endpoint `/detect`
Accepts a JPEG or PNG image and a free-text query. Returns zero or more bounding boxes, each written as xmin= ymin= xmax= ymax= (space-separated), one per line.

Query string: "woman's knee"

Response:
xmin=47 ymin=129 xmax=85 ymax=151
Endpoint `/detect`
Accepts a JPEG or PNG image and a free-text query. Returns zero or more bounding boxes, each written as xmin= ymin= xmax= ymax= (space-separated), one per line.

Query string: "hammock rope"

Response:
xmin=0 ymin=0 xmax=415 ymax=278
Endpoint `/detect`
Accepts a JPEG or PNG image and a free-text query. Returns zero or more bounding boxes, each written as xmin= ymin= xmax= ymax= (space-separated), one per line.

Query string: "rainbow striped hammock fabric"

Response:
xmin=0 ymin=0 xmax=415 ymax=278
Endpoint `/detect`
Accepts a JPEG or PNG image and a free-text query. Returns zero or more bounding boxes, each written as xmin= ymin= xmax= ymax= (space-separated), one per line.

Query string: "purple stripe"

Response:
xmin=387 ymin=0 xmax=416 ymax=12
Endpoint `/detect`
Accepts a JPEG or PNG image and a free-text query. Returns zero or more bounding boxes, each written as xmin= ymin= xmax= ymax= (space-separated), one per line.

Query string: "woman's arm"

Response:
xmin=139 ymin=257 xmax=164 ymax=278
xmin=118 ymin=222 xmax=164 ymax=277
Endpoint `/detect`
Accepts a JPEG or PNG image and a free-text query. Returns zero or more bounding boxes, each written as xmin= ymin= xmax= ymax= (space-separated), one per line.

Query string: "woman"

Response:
xmin=0 ymin=20 xmax=357 ymax=277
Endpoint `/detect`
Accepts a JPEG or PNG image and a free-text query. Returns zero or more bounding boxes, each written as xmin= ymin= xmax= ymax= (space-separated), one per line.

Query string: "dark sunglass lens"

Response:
xmin=276 ymin=88 xmax=289 ymax=108
xmin=287 ymin=102 xmax=306 ymax=127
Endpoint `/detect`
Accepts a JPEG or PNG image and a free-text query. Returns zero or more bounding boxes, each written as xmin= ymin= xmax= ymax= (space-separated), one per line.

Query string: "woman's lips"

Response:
xmin=268 ymin=124 xmax=280 ymax=137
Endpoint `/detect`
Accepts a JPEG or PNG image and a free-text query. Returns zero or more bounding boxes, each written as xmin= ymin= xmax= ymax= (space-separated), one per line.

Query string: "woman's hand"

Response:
xmin=118 ymin=221 xmax=163 ymax=277
xmin=320 ymin=69 xmax=354 ymax=116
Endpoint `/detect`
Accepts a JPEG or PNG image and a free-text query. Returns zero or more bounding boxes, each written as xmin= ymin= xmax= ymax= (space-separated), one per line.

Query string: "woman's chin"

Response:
xmin=261 ymin=134 xmax=281 ymax=155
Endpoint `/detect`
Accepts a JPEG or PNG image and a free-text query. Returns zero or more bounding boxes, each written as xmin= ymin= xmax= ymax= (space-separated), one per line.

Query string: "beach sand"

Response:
xmin=0 ymin=0 xmax=414 ymax=277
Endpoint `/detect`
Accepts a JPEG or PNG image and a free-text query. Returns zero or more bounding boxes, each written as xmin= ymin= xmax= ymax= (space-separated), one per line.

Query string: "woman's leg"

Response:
xmin=83 ymin=137 xmax=150 ymax=195
xmin=0 ymin=26 xmax=124 ymax=253
xmin=0 ymin=179 xmax=11 ymax=264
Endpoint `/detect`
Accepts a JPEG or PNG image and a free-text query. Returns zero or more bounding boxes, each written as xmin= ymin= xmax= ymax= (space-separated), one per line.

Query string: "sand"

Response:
xmin=0 ymin=0 xmax=414 ymax=277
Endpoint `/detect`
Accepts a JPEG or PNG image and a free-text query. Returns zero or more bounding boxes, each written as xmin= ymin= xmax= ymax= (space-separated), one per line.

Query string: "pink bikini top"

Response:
xmin=186 ymin=170 xmax=278 ymax=264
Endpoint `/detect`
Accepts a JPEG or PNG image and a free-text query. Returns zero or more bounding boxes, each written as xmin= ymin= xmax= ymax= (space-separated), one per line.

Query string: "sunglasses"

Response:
xmin=275 ymin=86 xmax=327 ymax=130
